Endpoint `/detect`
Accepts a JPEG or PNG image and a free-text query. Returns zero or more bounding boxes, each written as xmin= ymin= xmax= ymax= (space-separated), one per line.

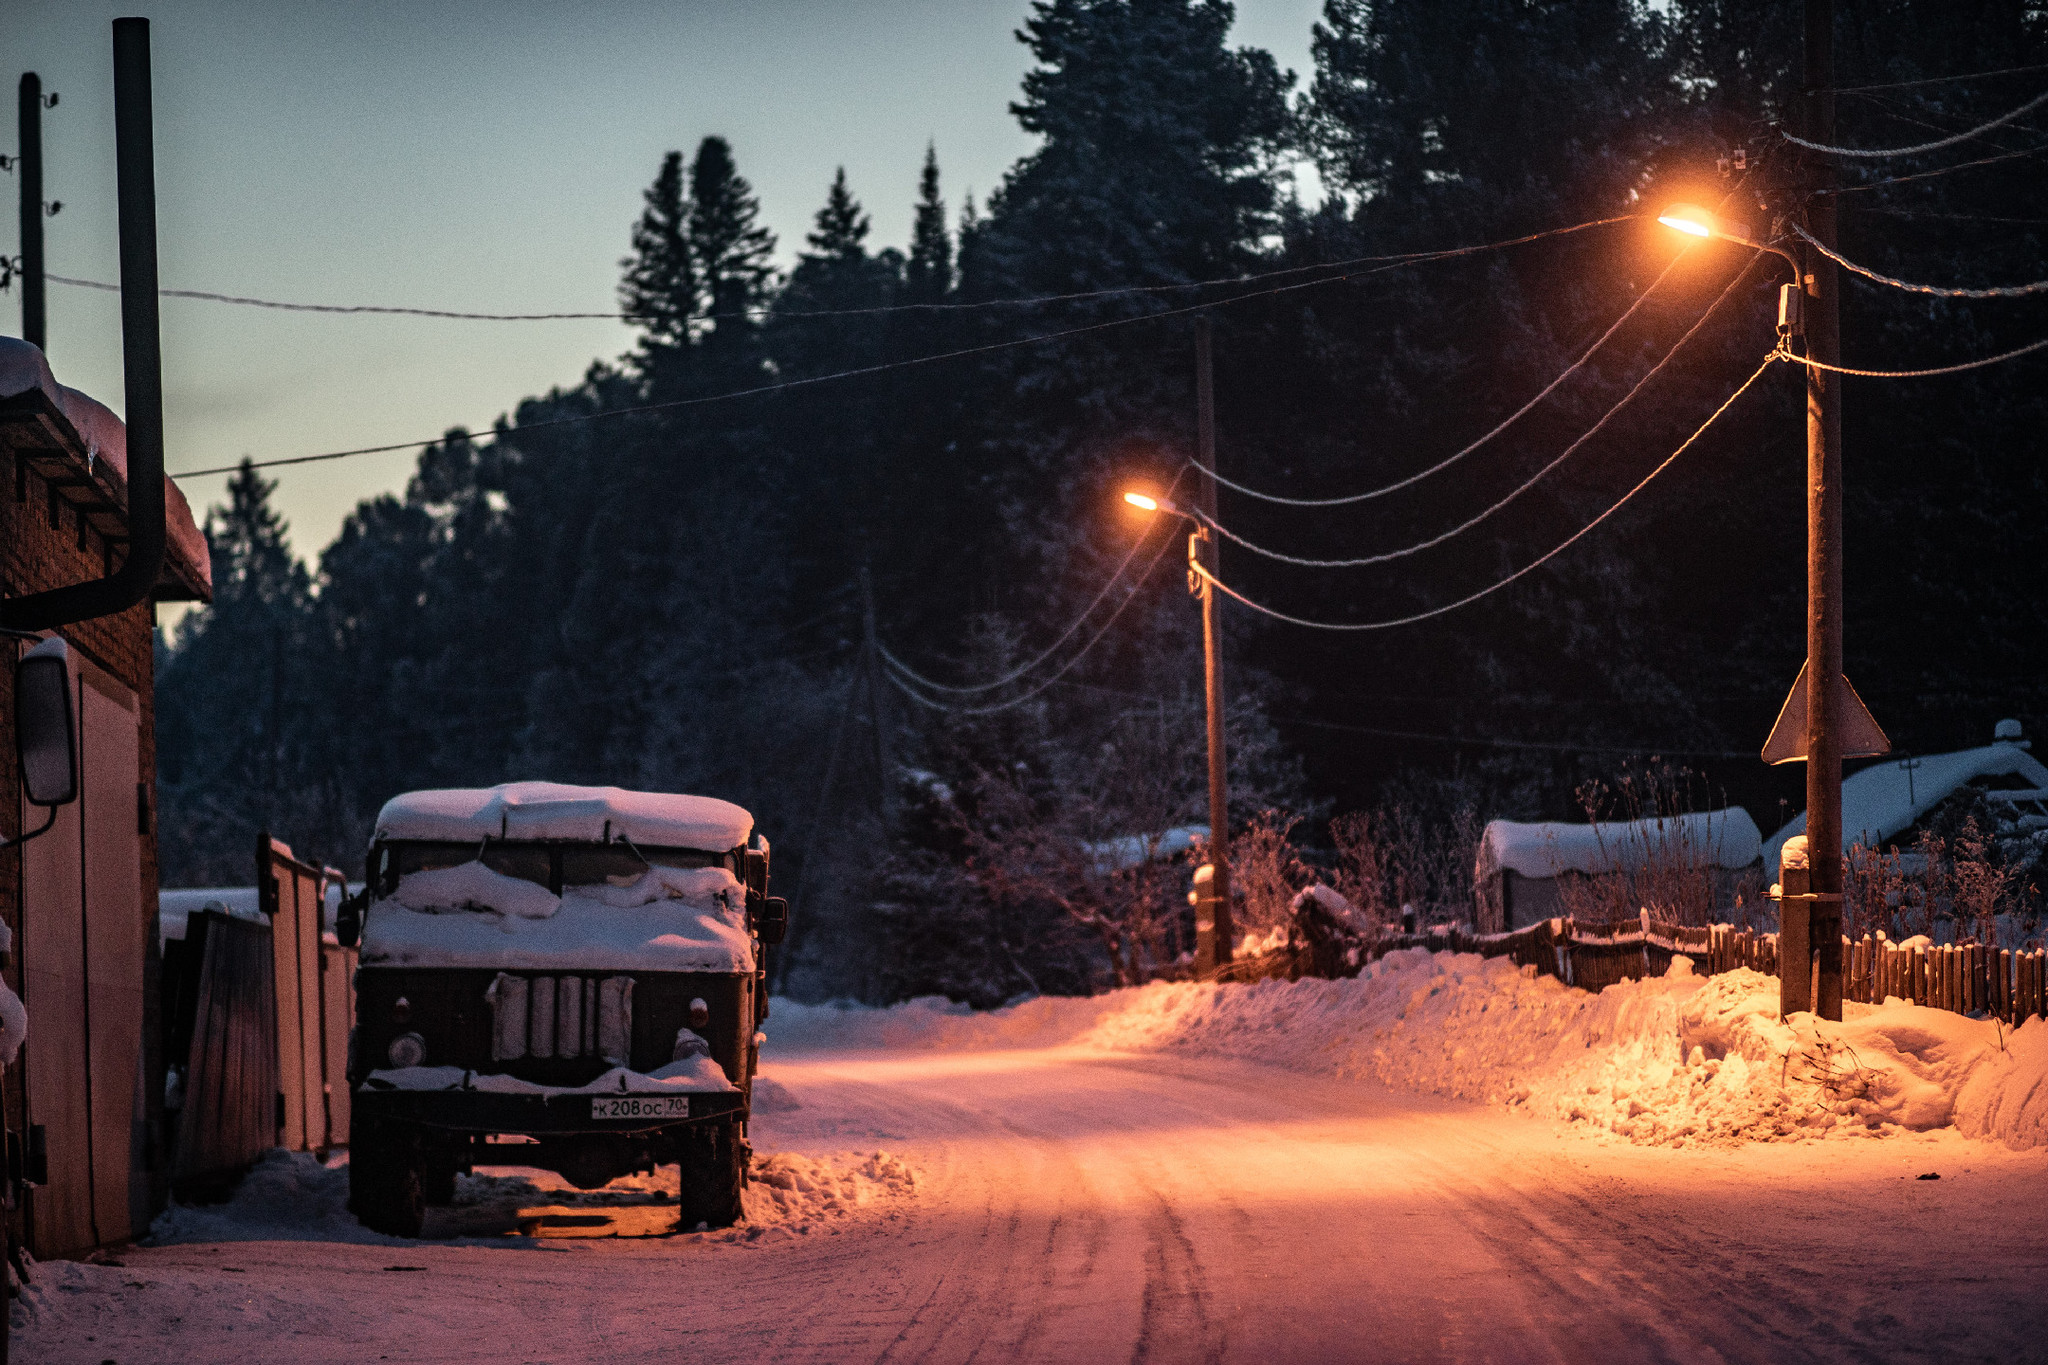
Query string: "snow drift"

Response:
xmin=772 ymin=952 xmax=2048 ymax=1150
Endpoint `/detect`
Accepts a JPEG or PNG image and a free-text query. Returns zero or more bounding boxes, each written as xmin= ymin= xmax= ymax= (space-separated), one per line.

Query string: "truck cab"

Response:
xmin=338 ymin=781 xmax=786 ymax=1235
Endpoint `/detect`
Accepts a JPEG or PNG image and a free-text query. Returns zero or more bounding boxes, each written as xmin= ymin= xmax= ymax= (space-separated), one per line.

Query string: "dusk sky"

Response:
xmin=12 ymin=0 xmax=1322 ymax=562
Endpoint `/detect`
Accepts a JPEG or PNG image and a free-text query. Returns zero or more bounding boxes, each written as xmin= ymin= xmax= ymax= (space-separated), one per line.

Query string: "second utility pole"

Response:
xmin=1798 ymin=0 xmax=1846 ymax=1022
xmin=1193 ymin=314 xmax=1233 ymax=974
xmin=18 ymin=73 xmax=47 ymax=351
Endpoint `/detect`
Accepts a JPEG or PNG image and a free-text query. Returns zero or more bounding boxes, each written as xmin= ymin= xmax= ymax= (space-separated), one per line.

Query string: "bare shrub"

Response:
xmin=1332 ymin=802 xmax=1481 ymax=928
xmin=1845 ymin=840 xmax=1911 ymax=940
xmin=1950 ymin=816 xmax=2025 ymax=945
xmin=1840 ymin=815 xmax=2038 ymax=948
xmin=1550 ymin=762 xmax=1728 ymax=927
xmin=1230 ymin=810 xmax=1312 ymax=943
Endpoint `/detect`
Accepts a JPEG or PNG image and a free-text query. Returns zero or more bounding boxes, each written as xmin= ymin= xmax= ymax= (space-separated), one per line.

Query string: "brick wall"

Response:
xmin=1 ymin=449 xmax=162 ymax=1204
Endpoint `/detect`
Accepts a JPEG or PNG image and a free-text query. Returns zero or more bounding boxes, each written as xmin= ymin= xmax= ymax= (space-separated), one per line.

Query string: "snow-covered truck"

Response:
xmin=335 ymin=782 xmax=787 ymax=1235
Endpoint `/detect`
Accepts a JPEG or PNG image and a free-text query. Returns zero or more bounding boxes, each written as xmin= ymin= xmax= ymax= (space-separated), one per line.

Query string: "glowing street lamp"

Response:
xmin=1657 ymin=202 xmax=1804 ymax=285
xmin=1122 ymin=480 xmax=1233 ymax=975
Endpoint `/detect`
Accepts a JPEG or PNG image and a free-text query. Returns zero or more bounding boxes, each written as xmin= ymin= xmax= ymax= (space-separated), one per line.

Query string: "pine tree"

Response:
xmin=618 ymin=150 xmax=698 ymax=350
xmin=805 ymin=167 xmax=871 ymax=263
xmin=687 ymin=136 xmax=776 ymax=340
xmin=903 ymin=144 xmax=952 ymax=304
xmin=155 ymin=460 xmax=317 ymax=884
xmin=974 ymin=0 xmax=1292 ymax=296
xmin=209 ymin=458 xmax=311 ymax=610
xmin=1306 ymin=0 xmax=1672 ymax=222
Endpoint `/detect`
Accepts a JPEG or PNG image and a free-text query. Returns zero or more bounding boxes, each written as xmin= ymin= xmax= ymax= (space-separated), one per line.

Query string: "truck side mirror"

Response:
xmin=335 ymin=888 xmax=367 ymax=949
xmin=743 ymin=848 xmax=768 ymax=896
xmin=755 ymin=896 xmax=788 ymax=947
xmin=16 ymin=638 xmax=77 ymax=808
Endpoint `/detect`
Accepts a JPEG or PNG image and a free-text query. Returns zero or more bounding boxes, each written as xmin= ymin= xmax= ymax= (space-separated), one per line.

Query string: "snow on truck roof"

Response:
xmin=372 ymin=781 xmax=753 ymax=851
xmin=1478 ymin=808 xmax=1762 ymax=880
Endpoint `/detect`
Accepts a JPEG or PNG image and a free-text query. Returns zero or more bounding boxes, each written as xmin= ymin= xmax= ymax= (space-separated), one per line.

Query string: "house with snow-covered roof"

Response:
xmin=1473 ymin=808 xmax=1763 ymax=933
xmin=1762 ymin=720 xmax=2048 ymax=878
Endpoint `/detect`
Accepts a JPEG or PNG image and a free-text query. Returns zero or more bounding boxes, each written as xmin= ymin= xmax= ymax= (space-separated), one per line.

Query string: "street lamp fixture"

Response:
xmin=1122 ymin=491 xmax=1162 ymax=513
xmin=1656 ymin=202 xmax=1804 ymax=288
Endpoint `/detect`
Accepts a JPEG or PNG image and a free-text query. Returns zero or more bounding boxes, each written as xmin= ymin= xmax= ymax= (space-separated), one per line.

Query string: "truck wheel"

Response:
xmin=674 ymin=1121 xmax=745 ymax=1230
xmin=419 ymin=1137 xmax=461 ymax=1207
xmin=350 ymin=1118 xmax=427 ymax=1237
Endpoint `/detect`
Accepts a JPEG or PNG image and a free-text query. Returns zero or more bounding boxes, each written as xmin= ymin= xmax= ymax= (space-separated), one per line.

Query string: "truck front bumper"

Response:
xmin=354 ymin=1084 xmax=747 ymax=1136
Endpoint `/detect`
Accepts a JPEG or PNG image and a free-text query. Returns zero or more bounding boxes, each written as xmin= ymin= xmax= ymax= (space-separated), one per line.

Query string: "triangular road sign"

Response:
xmin=1761 ymin=660 xmax=1891 ymax=765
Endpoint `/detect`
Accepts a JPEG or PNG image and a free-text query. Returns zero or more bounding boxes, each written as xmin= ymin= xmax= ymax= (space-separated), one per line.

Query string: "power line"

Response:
xmin=1283 ymin=716 xmax=1752 ymax=759
xmin=1844 ymin=95 xmax=2047 ymax=163
xmin=1845 ymin=207 xmax=2048 ymax=225
xmin=1821 ymin=141 xmax=2048 ymax=195
xmin=1192 ymin=252 xmax=1686 ymax=510
xmin=52 ymin=215 xmax=1638 ymax=329
xmin=1187 ymin=256 xmax=1758 ymax=571
xmin=1185 ymin=352 xmax=1780 ymax=632
xmin=885 ymin=522 xmax=1181 ymax=716
xmin=1781 ymin=87 xmax=2048 ymax=158
xmin=877 ymin=468 xmax=1188 ymax=695
xmin=1789 ymin=223 xmax=2048 ymax=298
xmin=1832 ymin=62 xmax=2048 ymax=95
xmin=169 ymin=217 xmax=1641 ymax=480
xmin=1776 ymin=333 xmax=2048 ymax=378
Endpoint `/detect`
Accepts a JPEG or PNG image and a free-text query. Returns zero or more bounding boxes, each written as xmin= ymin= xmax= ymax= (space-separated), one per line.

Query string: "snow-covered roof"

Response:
xmin=372 ymin=781 xmax=752 ymax=851
xmin=1763 ymin=734 xmax=2048 ymax=876
xmin=0 ymin=335 xmax=211 ymax=599
xmin=1478 ymin=808 xmax=1762 ymax=880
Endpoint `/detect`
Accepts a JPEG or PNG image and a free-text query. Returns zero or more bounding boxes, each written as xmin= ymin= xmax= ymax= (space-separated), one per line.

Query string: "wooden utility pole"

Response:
xmin=17 ymin=73 xmax=47 ymax=352
xmin=1193 ymin=315 xmax=1233 ymax=973
xmin=1798 ymin=0 xmax=1846 ymax=1022
xmin=859 ymin=561 xmax=895 ymax=825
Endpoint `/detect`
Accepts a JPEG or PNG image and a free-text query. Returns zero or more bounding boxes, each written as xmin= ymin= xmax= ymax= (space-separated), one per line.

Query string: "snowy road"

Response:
xmin=20 ymin=1043 xmax=2048 ymax=1363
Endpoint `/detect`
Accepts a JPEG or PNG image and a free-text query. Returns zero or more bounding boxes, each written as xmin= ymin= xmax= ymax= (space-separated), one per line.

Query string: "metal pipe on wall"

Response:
xmin=0 ymin=20 xmax=166 ymax=631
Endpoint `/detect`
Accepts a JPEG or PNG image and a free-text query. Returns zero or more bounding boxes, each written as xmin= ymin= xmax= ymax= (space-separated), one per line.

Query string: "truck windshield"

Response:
xmin=381 ymin=840 xmax=730 ymax=895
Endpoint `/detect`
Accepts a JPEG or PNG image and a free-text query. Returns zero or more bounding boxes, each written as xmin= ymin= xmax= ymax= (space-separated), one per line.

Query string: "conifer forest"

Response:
xmin=154 ymin=0 xmax=2048 ymax=1005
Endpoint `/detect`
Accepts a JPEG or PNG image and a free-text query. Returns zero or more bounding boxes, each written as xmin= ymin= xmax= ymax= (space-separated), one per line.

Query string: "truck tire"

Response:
xmin=421 ymin=1140 xmax=460 ymax=1207
xmin=350 ymin=1118 xmax=427 ymax=1237
xmin=675 ymin=1121 xmax=745 ymax=1230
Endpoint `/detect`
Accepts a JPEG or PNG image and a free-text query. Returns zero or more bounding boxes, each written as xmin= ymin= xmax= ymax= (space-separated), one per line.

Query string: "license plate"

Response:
xmin=589 ymin=1094 xmax=690 ymax=1120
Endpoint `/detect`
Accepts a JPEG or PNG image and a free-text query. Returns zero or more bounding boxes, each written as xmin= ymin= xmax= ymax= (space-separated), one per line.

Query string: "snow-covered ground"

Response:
xmin=15 ymin=959 xmax=2048 ymax=1362
xmin=768 ymin=949 xmax=2048 ymax=1149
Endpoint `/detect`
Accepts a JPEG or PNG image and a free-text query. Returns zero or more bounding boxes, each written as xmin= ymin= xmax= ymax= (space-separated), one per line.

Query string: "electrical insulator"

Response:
xmin=1777 ymin=282 xmax=1804 ymax=338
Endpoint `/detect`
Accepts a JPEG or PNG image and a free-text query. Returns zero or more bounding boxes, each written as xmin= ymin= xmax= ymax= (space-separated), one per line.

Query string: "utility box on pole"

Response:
xmin=1192 ymin=863 xmax=1225 ymax=975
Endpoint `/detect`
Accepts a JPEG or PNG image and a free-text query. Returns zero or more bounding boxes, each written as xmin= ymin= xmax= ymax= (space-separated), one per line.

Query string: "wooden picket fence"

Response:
xmin=1218 ymin=893 xmax=2048 ymax=1029
xmin=1848 ymin=933 xmax=2048 ymax=1025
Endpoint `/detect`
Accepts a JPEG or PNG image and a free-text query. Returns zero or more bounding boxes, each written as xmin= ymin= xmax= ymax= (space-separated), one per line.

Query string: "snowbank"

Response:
xmin=373 ymin=781 xmax=752 ymax=850
xmin=361 ymin=863 xmax=754 ymax=972
xmin=128 ymin=1141 xmax=911 ymax=1256
xmin=150 ymin=1149 xmax=407 ymax=1246
xmin=769 ymin=993 xmax=1132 ymax=1055
xmin=772 ymin=955 xmax=2048 ymax=1151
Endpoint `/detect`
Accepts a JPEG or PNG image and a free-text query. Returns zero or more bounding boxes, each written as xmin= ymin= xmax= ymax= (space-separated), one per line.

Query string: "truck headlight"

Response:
xmin=387 ymin=1032 xmax=426 ymax=1068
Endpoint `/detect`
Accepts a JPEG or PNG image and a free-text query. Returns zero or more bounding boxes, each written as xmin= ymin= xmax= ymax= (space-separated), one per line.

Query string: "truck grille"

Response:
xmin=485 ymin=973 xmax=634 ymax=1064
